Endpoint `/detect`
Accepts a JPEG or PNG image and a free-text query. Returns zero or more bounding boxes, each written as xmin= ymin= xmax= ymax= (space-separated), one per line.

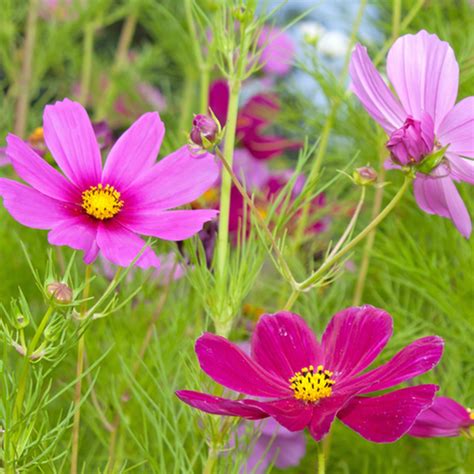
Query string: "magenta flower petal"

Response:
xmin=43 ymin=98 xmax=102 ymax=188
xmin=120 ymin=209 xmax=218 ymax=241
xmin=48 ymin=216 xmax=99 ymax=264
xmin=243 ymin=134 xmax=302 ymax=160
xmin=124 ymin=146 xmax=219 ymax=210
xmin=6 ymin=134 xmax=78 ymax=202
xmin=208 ymin=79 xmax=229 ymax=127
xmin=409 ymin=396 xmax=474 ymax=438
xmin=175 ymin=391 xmax=269 ymax=420
xmin=0 ymin=179 xmax=72 ymax=229
xmin=251 ymin=311 xmax=324 ymax=380
xmin=321 ymin=306 xmax=393 ymax=381
xmin=349 ymin=44 xmax=405 ymax=133
xmin=250 ymin=398 xmax=313 ymax=432
xmin=195 ymin=333 xmax=291 ymax=397
xmin=102 ymin=112 xmax=165 ymax=190
xmin=337 ymin=385 xmax=439 ymax=443
xmin=414 ymin=169 xmax=472 ymax=238
xmin=340 ymin=336 xmax=444 ymax=394
xmin=96 ymin=221 xmax=160 ymax=269
xmin=387 ymin=30 xmax=458 ymax=129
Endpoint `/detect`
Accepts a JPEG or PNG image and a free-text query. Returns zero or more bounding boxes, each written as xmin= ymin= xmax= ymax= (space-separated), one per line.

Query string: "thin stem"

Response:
xmin=200 ymin=65 xmax=210 ymax=114
xmin=79 ymin=22 xmax=95 ymax=104
xmin=294 ymin=0 xmax=367 ymax=246
xmin=299 ymin=176 xmax=412 ymax=292
xmin=352 ymin=163 xmax=387 ymax=306
xmin=391 ymin=0 xmax=402 ymax=40
xmin=115 ymin=14 xmax=137 ymax=68
xmin=14 ymin=0 xmax=40 ymax=137
xmin=106 ymin=268 xmax=175 ymax=472
xmin=203 ymin=445 xmax=219 ymax=474
xmin=215 ymin=148 xmax=294 ymax=285
xmin=317 ymin=447 xmax=325 ymax=474
xmin=215 ymin=82 xmax=240 ymax=279
xmin=70 ymin=265 xmax=93 ymax=474
xmin=178 ymin=73 xmax=195 ymax=135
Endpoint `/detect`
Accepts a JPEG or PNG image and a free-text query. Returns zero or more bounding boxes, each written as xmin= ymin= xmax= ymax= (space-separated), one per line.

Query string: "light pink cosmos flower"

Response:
xmin=177 ymin=306 xmax=443 ymax=443
xmin=0 ymin=99 xmax=219 ymax=268
xmin=350 ymin=30 xmax=474 ymax=237
xmin=409 ymin=396 xmax=474 ymax=438
xmin=257 ymin=26 xmax=295 ymax=76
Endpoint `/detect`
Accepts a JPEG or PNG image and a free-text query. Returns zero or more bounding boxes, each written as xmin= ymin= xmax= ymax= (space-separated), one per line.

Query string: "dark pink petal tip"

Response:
xmin=175 ymin=390 xmax=269 ymax=420
xmin=338 ymin=384 xmax=439 ymax=443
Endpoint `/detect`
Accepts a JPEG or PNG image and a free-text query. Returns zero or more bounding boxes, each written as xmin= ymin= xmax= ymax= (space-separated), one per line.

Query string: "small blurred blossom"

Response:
xmin=39 ymin=0 xmax=75 ymax=21
xmin=190 ymin=114 xmax=221 ymax=149
xmin=318 ymin=30 xmax=350 ymax=58
xmin=47 ymin=282 xmax=73 ymax=304
xmin=257 ymin=26 xmax=295 ymax=76
xmin=299 ymin=21 xmax=326 ymax=46
xmin=353 ymin=166 xmax=378 ymax=186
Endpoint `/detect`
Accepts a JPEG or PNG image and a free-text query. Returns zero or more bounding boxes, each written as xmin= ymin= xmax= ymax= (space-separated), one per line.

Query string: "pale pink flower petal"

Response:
xmin=121 ymin=209 xmax=218 ymax=241
xmin=6 ymin=133 xmax=78 ymax=202
xmin=387 ymin=30 xmax=459 ymax=129
xmin=48 ymin=216 xmax=99 ymax=264
xmin=96 ymin=221 xmax=160 ymax=269
xmin=0 ymin=179 xmax=72 ymax=229
xmin=349 ymin=44 xmax=405 ymax=133
xmin=43 ymin=98 xmax=102 ymax=188
xmin=102 ymin=112 xmax=165 ymax=190
xmin=414 ymin=167 xmax=472 ymax=238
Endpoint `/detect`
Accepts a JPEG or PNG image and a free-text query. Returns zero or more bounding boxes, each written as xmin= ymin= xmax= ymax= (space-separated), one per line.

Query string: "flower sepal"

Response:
xmin=416 ymin=144 xmax=450 ymax=175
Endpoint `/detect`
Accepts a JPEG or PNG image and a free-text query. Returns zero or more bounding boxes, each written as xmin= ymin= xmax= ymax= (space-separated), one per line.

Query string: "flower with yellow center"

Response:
xmin=81 ymin=184 xmax=124 ymax=220
xmin=289 ymin=365 xmax=335 ymax=403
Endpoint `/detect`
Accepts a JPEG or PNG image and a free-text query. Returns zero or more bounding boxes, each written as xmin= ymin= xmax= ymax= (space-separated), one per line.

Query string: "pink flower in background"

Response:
xmin=409 ymin=396 xmax=474 ymax=438
xmin=209 ymin=80 xmax=301 ymax=160
xmin=0 ymin=99 xmax=218 ymax=268
xmin=257 ymin=26 xmax=295 ymax=76
xmin=350 ymin=30 xmax=474 ymax=237
xmin=177 ymin=306 xmax=443 ymax=443
xmin=232 ymin=418 xmax=306 ymax=473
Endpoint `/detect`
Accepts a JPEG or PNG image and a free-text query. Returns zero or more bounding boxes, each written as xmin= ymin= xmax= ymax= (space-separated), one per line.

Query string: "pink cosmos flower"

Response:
xmin=257 ymin=26 xmax=295 ymax=76
xmin=409 ymin=396 xmax=474 ymax=438
xmin=177 ymin=306 xmax=444 ymax=443
xmin=209 ymin=80 xmax=301 ymax=160
xmin=350 ymin=30 xmax=474 ymax=237
xmin=0 ymin=99 xmax=219 ymax=268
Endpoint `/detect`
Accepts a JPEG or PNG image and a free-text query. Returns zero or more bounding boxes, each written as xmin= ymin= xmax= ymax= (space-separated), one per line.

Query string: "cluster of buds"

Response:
xmin=189 ymin=112 xmax=223 ymax=151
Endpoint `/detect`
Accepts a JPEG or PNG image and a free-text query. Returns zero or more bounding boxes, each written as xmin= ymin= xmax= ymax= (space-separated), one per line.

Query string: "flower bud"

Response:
xmin=353 ymin=166 xmax=377 ymax=186
xmin=386 ymin=116 xmax=433 ymax=166
xmin=47 ymin=282 xmax=73 ymax=304
xmin=190 ymin=114 xmax=220 ymax=149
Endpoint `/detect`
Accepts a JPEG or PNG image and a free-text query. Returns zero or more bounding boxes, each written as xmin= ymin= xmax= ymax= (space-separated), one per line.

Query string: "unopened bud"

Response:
xmin=47 ymin=282 xmax=73 ymax=304
xmin=232 ymin=6 xmax=252 ymax=23
xmin=190 ymin=114 xmax=220 ymax=150
xmin=353 ymin=166 xmax=377 ymax=186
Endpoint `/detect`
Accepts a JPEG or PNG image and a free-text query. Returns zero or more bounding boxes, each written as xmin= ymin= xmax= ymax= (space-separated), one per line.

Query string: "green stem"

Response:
xmin=215 ymin=82 xmax=240 ymax=280
xmin=203 ymin=445 xmax=219 ymax=474
xmin=200 ymin=65 xmax=210 ymax=114
xmin=178 ymin=73 xmax=195 ymax=135
xmin=317 ymin=446 xmax=325 ymax=474
xmin=79 ymin=22 xmax=95 ymax=105
xmin=70 ymin=265 xmax=93 ymax=474
xmin=299 ymin=176 xmax=412 ymax=292
xmin=14 ymin=0 xmax=40 ymax=137
xmin=7 ymin=303 xmax=54 ymax=470
xmin=391 ymin=0 xmax=402 ymax=40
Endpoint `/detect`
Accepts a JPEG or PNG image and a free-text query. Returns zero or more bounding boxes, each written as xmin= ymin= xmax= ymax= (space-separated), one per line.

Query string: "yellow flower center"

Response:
xmin=289 ymin=365 xmax=335 ymax=403
xmin=28 ymin=127 xmax=44 ymax=146
xmin=81 ymin=184 xmax=124 ymax=220
xmin=468 ymin=408 xmax=474 ymax=421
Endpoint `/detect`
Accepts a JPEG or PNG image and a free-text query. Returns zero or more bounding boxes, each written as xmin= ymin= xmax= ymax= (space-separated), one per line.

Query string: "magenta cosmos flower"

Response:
xmin=0 ymin=99 xmax=219 ymax=268
xmin=177 ymin=306 xmax=444 ymax=443
xmin=257 ymin=26 xmax=295 ymax=76
xmin=350 ymin=30 xmax=473 ymax=238
xmin=409 ymin=396 xmax=474 ymax=438
xmin=208 ymin=80 xmax=301 ymax=160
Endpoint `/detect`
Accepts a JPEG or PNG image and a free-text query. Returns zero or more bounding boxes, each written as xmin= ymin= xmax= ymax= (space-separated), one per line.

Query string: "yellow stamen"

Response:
xmin=289 ymin=365 xmax=335 ymax=403
xmin=468 ymin=408 xmax=474 ymax=421
xmin=28 ymin=127 xmax=44 ymax=146
xmin=81 ymin=184 xmax=124 ymax=220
